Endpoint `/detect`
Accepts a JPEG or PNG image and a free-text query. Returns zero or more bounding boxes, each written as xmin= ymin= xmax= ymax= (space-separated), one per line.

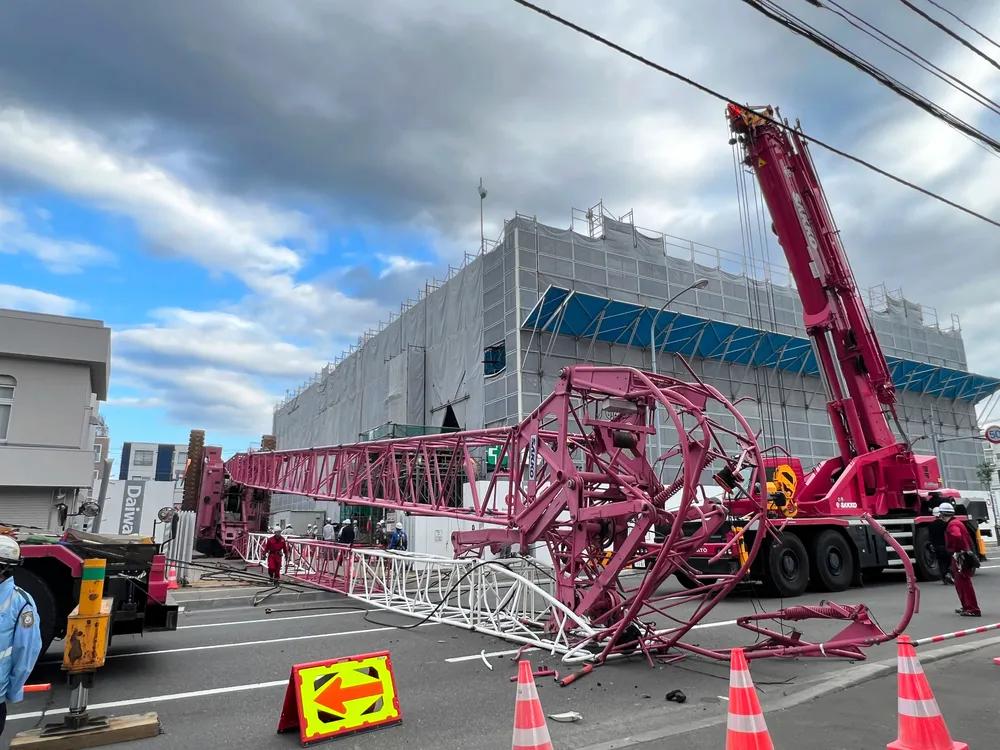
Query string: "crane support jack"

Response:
xmin=10 ymin=559 xmax=161 ymax=749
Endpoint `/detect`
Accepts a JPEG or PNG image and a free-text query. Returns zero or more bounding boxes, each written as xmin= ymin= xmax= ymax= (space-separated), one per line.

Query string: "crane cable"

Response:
xmin=509 ymin=0 xmax=1000 ymax=230
xmin=897 ymin=0 xmax=1000 ymax=72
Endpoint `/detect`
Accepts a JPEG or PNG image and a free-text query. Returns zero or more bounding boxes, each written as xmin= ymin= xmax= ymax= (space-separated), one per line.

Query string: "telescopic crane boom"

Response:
xmin=727 ymin=104 xmax=943 ymax=517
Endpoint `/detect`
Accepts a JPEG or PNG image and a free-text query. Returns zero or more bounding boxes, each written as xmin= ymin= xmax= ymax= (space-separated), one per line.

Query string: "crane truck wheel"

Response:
xmin=912 ymin=526 xmax=940 ymax=582
xmin=13 ymin=567 xmax=57 ymax=654
xmin=810 ymin=530 xmax=854 ymax=592
xmin=762 ymin=532 xmax=809 ymax=597
xmin=675 ymin=571 xmax=716 ymax=590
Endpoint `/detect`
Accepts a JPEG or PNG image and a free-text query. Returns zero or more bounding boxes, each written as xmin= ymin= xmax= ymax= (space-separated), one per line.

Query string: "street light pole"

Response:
xmin=478 ymin=178 xmax=487 ymax=254
xmin=650 ymin=278 xmax=709 ymax=476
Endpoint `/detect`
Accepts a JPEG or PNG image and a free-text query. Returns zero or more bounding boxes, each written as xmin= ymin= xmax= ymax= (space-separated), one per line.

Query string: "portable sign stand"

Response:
xmin=277 ymin=650 xmax=402 ymax=746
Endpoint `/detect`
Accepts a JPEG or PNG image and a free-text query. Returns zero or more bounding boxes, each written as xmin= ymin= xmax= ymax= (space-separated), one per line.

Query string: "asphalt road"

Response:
xmin=4 ymin=565 xmax=1000 ymax=750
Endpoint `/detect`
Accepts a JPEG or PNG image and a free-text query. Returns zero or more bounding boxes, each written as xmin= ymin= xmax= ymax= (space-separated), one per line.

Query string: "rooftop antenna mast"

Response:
xmin=478 ymin=178 xmax=487 ymax=253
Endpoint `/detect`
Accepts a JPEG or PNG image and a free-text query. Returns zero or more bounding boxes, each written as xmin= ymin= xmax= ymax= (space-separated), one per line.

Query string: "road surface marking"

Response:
xmin=178 ymin=608 xmax=366 ymax=629
xmin=444 ymin=619 xmax=738 ymax=663
xmin=7 ymin=679 xmax=292 ymax=722
xmin=41 ymin=623 xmax=437 ymax=664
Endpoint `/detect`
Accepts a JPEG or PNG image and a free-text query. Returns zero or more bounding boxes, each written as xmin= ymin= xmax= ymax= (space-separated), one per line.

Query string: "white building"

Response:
xmin=119 ymin=442 xmax=188 ymax=482
xmin=0 ymin=309 xmax=111 ymax=529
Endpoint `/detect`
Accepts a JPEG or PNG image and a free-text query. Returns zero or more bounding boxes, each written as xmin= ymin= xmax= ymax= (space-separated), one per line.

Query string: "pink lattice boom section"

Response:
xmin=227 ymin=366 xmax=916 ymax=663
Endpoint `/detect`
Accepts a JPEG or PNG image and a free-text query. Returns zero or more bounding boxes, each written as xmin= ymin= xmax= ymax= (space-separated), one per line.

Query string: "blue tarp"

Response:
xmin=522 ymin=286 xmax=1000 ymax=403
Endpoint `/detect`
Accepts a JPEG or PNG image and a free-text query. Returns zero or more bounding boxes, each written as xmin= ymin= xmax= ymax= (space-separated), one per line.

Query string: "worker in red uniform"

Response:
xmin=938 ymin=503 xmax=981 ymax=617
xmin=263 ymin=527 xmax=288 ymax=585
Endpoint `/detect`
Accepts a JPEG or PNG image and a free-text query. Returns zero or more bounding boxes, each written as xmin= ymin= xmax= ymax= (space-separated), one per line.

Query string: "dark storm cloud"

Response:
xmin=1 ymin=0 xmax=998 ymax=385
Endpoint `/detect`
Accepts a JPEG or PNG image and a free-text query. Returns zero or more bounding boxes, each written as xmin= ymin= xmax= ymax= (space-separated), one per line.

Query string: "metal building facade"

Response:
xmin=273 ymin=209 xmax=998 ymax=501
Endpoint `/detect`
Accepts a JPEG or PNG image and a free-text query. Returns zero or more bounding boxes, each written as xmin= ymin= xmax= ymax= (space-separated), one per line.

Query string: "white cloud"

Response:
xmin=113 ymin=307 xmax=326 ymax=378
xmin=0 ymin=283 xmax=82 ymax=315
xmin=376 ymin=253 xmax=428 ymax=279
xmin=0 ymin=202 xmax=112 ymax=273
xmin=0 ymin=107 xmax=307 ymax=287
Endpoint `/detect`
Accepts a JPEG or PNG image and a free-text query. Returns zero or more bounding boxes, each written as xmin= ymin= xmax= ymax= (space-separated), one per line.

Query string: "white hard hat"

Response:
xmin=932 ymin=507 xmax=941 ymax=517
xmin=0 ymin=536 xmax=20 ymax=564
xmin=395 ymin=522 xmax=403 ymax=530
xmin=937 ymin=502 xmax=955 ymax=515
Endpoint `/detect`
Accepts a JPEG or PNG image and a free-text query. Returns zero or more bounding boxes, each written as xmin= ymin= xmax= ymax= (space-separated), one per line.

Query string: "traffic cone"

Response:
xmin=166 ymin=566 xmax=179 ymax=590
xmin=887 ymin=635 xmax=967 ymax=750
xmin=726 ymin=648 xmax=774 ymax=750
xmin=512 ymin=659 xmax=553 ymax=750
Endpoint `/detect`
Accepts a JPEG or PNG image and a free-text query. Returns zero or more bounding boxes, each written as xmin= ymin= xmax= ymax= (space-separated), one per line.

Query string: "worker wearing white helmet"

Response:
xmin=0 ymin=536 xmax=42 ymax=734
xmin=387 ymin=521 xmax=408 ymax=552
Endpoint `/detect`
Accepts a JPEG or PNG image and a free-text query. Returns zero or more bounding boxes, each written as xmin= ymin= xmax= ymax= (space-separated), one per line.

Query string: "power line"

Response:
xmin=510 ymin=0 xmax=1000 ymax=230
xmin=922 ymin=0 xmax=1000 ymax=52
xmin=897 ymin=0 xmax=1000 ymax=72
xmin=822 ymin=0 xmax=1000 ymax=116
xmin=739 ymin=0 xmax=1000 ymax=155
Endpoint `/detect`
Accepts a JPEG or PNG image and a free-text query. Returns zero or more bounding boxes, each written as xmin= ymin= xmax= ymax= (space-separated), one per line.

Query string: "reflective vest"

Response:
xmin=0 ymin=576 xmax=42 ymax=703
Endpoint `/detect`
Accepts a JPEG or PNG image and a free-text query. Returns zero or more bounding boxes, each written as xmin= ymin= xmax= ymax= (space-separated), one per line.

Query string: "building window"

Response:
xmin=175 ymin=451 xmax=187 ymax=465
xmin=133 ymin=449 xmax=154 ymax=466
xmin=484 ymin=343 xmax=506 ymax=377
xmin=93 ymin=443 xmax=103 ymax=463
xmin=0 ymin=375 xmax=14 ymax=441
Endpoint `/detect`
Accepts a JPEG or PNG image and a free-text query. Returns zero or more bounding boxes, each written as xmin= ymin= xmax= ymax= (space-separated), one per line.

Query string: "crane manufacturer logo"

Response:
xmin=834 ymin=498 xmax=859 ymax=510
xmin=790 ymin=188 xmax=823 ymax=278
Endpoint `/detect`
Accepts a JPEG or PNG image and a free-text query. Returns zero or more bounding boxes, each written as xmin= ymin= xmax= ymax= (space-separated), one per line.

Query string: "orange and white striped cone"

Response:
xmin=167 ymin=566 xmax=179 ymax=591
xmin=726 ymin=648 xmax=774 ymax=750
xmin=512 ymin=659 xmax=553 ymax=750
xmin=887 ymin=635 xmax=967 ymax=750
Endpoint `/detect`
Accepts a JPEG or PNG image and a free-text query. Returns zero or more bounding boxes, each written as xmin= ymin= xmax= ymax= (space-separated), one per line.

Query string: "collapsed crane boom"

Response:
xmin=221 ymin=365 xmax=915 ymax=663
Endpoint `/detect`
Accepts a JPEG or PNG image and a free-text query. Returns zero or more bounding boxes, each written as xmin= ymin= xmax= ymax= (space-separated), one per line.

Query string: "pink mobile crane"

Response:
xmin=685 ymin=104 xmax=980 ymax=596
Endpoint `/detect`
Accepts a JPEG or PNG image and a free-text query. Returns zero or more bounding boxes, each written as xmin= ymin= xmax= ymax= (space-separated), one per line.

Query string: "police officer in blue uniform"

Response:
xmin=0 ymin=536 xmax=42 ymax=735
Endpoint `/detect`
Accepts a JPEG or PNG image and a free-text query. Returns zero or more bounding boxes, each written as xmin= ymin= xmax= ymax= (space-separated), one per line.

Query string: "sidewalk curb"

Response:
xmin=172 ymin=588 xmax=341 ymax=613
xmin=576 ymin=633 xmax=1000 ymax=750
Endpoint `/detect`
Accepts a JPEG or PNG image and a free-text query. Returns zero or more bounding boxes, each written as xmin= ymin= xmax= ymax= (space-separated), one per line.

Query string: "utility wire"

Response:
xmin=510 ymin=0 xmax=1000 ymax=230
xmin=922 ymin=0 xmax=1000 ymax=52
xmin=739 ymin=0 xmax=1000 ymax=155
xmin=822 ymin=0 xmax=1000 ymax=116
xmin=898 ymin=0 xmax=1000 ymax=71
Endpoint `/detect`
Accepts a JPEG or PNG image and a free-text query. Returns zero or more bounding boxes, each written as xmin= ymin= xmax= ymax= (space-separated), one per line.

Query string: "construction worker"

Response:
xmin=322 ymin=518 xmax=336 ymax=542
xmin=263 ymin=527 xmax=288 ymax=585
xmin=0 ymin=536 xmax=42 ymax=735
xmin=373 ymin=520 xmax=388 ymax=547
xmin=939 ymin=503 xmax=981 ymax=617
xmin=387 ymin=522 xmax=408 ymax=552
xmin=927 ymin=507 xmax=953 ymax=585
xmin=338 ymin=520 xmax=356 ymax=545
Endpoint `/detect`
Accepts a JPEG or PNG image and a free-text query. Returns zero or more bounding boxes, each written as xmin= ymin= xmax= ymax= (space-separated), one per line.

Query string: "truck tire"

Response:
xmin=912 ymin=526 xmax=940 ymax=582
xmin=763 ymin=532 xmax=809 ymax=598
xmin=13 ymin=568 xmax=57 ymax=654
xmin=810 ymin=530 xmax=854 ymax=592
xmin=675 ymin=571 xmax=716 ymax=590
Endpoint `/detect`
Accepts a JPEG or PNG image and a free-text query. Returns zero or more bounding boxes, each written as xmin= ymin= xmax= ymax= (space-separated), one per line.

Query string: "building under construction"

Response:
xmin=272 ymin=206 xmax=999 ymax=514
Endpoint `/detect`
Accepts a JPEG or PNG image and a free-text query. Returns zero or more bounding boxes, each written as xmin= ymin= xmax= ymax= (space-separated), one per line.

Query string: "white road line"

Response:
xmin=40 ymin=623 xmax=437 ymax=663
xmin=178 ymin=608 xmax=366 ymax=630
xmin=446 ymin=647 xmax=537 ymax=663
xmin=978 ymin=564 xmax=1000 ymax=569
xmin=7 ymin=679 xmax=291 ymax=722
xmin=443 ymin=619 xmax=738 ymax=664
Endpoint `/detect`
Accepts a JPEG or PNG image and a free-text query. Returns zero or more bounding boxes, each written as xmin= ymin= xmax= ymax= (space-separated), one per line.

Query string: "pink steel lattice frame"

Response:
xmin=226 ymin=366 xmax=916 ymax=663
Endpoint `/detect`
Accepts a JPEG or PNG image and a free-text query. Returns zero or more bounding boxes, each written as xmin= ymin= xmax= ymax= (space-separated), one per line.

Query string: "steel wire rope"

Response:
xmin=822 ymin=0 xmax=1000 ymax=116
xmin=509 ymin=0 xmax=1000 ymax=229
xmin=897 ymin=0 xmax=1000 ymax=72
xmin=740 ymin=0 xmax=1000 ymax=156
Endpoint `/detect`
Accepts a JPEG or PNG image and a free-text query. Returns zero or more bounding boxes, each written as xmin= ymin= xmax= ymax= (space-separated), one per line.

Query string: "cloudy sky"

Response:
xmin=1 ymin=0 xmax=997 ymax=461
